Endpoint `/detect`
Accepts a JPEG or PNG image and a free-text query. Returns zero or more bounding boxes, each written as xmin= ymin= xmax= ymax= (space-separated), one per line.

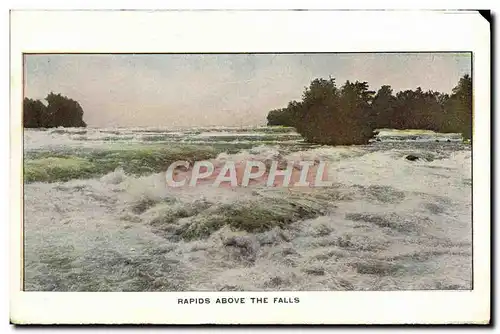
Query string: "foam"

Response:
xmin=23 ymin=127 xmax=472 ymax=291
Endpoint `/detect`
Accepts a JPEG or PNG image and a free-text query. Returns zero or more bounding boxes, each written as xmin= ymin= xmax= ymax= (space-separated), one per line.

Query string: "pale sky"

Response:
xmin=24 ymin=53 xmax=471 ymax=128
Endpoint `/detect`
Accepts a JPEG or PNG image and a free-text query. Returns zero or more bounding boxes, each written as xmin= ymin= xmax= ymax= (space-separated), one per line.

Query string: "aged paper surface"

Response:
xmin=10 ymin=10 xmax=490 ymax=324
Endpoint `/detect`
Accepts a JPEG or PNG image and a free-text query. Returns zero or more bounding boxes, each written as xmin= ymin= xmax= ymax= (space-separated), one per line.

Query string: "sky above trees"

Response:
xmin=24 ymin=53 xmax=471 ymax=128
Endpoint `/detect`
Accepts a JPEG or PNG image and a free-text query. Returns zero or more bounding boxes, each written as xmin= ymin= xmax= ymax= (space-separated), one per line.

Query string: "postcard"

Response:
xmin=10 ymin=9 xmax=490 ymax=325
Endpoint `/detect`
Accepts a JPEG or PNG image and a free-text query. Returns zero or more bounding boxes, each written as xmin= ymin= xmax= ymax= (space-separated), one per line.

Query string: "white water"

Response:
xmin=23 ymin=127 xmax=472 ymax=291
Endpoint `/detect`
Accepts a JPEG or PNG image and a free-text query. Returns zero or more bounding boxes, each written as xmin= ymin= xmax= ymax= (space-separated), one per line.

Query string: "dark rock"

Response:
xmin=405 ymin=155 xmax=419 ymax=161
xmin=338 ymin=279 xmax=355 ymax=290
xmin=282 ymin=258 xmax=297 ymax=267
xmin=281 ymin=247 xmax=298 ymax=256
xmin=219 ymin=284 xmax=241 ymax=291
xmin=264 ymin=276 xmax=289 ymax=288
xmin=223 ymin=235 xmax=259 ymax=263
xmin=447 ymin=139 xmax=451 ymax=143
xmin=303 ymin=267 xmax=325 ymax=276
xmin=355 ymin=261 xmax=404 ymax=276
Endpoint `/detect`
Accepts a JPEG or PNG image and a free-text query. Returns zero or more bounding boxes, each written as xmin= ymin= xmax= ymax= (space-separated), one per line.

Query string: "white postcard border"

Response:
xmin=10 ymin=10 xmax=490 ymax=324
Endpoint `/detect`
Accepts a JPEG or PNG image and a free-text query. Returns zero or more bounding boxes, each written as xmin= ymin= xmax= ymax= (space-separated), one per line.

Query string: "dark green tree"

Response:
xmin=23 ymin=98 xmax=48 ymax=128
xmin=24 ymin=93 xmax=87 ymax=128
xmin=336 ymin=80 xmax=376 ymax=144
xmin=45 ymin=93 xmax=87 ymax=128
xmin=372 ymin=85 xmax=396 ymax=129
xmin=391 ymin=88 xmax=445 ymax=131
xmin=266 ymin=74 xmax=472 ymax=145
xmin=267 ymin=108 xmax=296 ymax=126
xmin=293 ymin=78 xmax=340 ymax=143
xmin=444 ymin=74 xmax=472 ymax=139
xmin=293 ymin=78 xmax=376 ymax=145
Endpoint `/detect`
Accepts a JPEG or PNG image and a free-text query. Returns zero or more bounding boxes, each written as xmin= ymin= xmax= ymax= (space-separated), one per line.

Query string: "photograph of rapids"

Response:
xmin=23 ymin=53 xmax=472 ymax=291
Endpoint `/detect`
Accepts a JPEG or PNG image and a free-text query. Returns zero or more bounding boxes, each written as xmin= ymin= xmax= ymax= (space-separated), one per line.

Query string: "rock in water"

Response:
xmin=405 ymin=155 xmax=419 ymax=161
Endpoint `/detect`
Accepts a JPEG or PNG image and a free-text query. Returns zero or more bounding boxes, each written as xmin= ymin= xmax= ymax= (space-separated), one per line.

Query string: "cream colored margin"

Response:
xmin=10 ymin=10 xmax=490 ymax=324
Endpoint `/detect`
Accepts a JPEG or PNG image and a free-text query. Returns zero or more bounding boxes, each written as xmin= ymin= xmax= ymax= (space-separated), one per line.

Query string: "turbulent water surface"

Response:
xmin=24 ymin=126 xmax=472 ymax=291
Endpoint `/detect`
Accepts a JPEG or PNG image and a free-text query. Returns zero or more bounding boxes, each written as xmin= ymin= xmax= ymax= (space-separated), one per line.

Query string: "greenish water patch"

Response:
xmin=50 ymin=129 xmax=87 ymax=135
xmin=141 ymin=135 xmax=183 ymax=142
xmin=24 ymin=157 xmax=98 ymax=183
xmin=252 ymin=126 xmax=297 ymax=134
xmin=165 ymin=191 xmax=336 ymax=240
xmin=189 ymin=134 xmax=302 ymax=143
xmin=184 ymin=126 xmax=297 ymax=134
xmin=24 ymin=144 xmax=220 ymax=183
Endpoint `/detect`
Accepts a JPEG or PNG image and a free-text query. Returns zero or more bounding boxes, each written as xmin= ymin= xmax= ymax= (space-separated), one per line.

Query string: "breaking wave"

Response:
xmin=23 ymin=127 xmax=472 ymax=291
xmin=24 ymin=145 xmax=220 ymax=183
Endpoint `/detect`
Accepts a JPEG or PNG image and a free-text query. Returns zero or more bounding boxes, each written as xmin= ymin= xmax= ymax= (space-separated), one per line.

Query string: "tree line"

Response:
xmin=267 ymin=74 xmax=472 ymax=145
xmin=24 ymin=93 xmax=87 ymax=128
